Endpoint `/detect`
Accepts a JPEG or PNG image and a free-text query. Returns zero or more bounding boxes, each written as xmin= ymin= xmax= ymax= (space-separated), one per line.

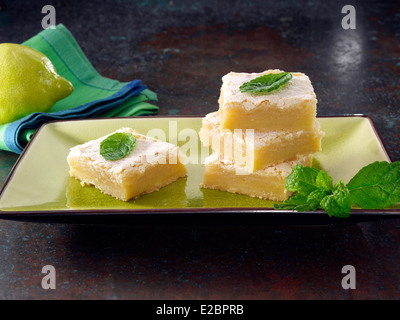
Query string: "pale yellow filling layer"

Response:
xmin=201 ymin=153 xmax=313 ymax=201
xmin=219 ymin=100 xmax=317 ymax=132
xmin=199 ymin=112 xmax=323 ymax=172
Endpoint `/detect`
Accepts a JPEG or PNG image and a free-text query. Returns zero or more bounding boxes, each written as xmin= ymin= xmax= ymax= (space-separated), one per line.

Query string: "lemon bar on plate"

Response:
xmin=218 ymin=69 xmax=317 ymax=132
xmin=67 ymin=128 xmax=187 ymax=201
xmin=199 ymin=111 xmax=323 ymax=172
xmin=201 ymin=153 xmax=313 ymax=201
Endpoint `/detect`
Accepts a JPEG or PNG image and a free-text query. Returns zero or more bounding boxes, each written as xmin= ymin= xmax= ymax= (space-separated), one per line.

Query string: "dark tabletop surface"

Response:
xmin=0 ymin=0 xmax=399 ymax=300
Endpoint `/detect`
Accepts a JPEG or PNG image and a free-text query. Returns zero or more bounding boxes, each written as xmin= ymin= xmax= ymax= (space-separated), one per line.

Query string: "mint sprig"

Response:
xmin=239 ymin=72 xmax=292 ymax=93
xmin=274 ymin=161 xmax=400 ymax=217
xmin=100 ymin=132 xmax=136 ymax=161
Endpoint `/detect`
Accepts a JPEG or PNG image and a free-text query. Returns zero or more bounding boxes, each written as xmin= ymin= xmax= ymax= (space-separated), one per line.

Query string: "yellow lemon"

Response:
xmin=0 ymin=43 xmax=74 ymax=125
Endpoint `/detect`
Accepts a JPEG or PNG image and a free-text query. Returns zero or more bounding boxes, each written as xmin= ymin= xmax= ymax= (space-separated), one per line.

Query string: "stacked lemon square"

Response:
xmin=199 ymin=69 xmax=324 ymax=201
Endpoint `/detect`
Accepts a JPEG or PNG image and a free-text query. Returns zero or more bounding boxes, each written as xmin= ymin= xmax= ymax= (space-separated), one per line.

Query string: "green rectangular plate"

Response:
xmin=0 ymin=116 xmax=398 ymax=224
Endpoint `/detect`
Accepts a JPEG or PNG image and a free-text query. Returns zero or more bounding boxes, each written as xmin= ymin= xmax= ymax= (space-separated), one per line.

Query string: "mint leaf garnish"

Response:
xmin=285 ymin=164 xmax=320 ymax=195
xmin=273 ymin=161 xmax=400 ymax=218
xmin=320 ymin=181 xmax=351 ymax=218
xmin=239 ymin=72 xmax=292 ymax=93
xmin=315 ymin=170 xmax=333 ymax=192
xmin=347 ymin=161 xmax=400 ymax=209
xmin=100 ymin=132 xmax=136 ymax=161
xmin=307 ymin=189 xmax=330 ymax=211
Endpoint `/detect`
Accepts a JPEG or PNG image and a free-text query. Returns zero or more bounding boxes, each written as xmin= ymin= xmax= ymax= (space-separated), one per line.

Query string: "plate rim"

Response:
xmin=0 ymin=114 xmax=398 ymax=219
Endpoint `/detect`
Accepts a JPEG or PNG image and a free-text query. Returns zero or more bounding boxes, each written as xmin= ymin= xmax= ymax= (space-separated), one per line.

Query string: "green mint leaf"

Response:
xmin=346 ymin=161 xmax=400 ymax=209
xmin=320 ymin=196 xmax=350 ymax=218
xmin=315 ymin=170 xmax=333 ymax=192
xmin=239 ymin=72 xmax=292 ymax=93
xmin=307 ymin=189 xmax=330 ymax=211
xmin=333 ymin=181 xmax=351 ymax=205
xmin=100 ymin=132 xmax=136 ymax=161
xmin=273 ymin=194 xmax=312 ymax=212
xmin=320 ymin=181 xmax=351 ymax=218
xmin=285 ymin=164 xmax=321 ymax=196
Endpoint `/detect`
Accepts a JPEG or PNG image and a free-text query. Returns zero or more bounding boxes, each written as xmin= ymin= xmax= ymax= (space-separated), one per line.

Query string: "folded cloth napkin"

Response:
xmin=0 ymin=24 xmax=158 ymax=154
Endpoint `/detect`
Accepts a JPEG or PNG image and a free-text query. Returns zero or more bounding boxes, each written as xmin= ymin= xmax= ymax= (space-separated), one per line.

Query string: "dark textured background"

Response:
xmin=0 ymin=0 xmax=399 ymax=299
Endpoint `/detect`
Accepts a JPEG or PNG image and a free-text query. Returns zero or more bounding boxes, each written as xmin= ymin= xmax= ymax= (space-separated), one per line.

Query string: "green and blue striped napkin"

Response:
xmin=0 ymin=24 xmax=158 ymax=154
